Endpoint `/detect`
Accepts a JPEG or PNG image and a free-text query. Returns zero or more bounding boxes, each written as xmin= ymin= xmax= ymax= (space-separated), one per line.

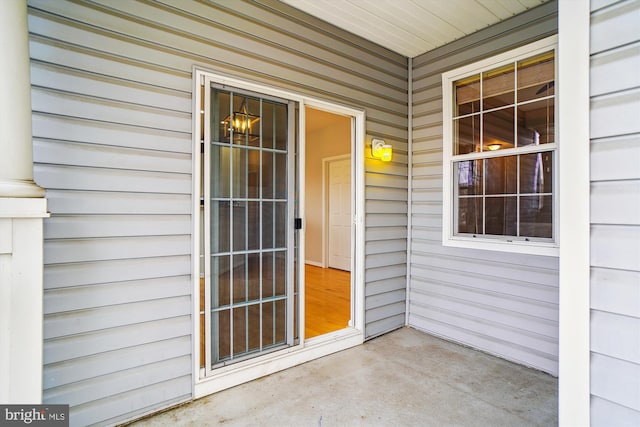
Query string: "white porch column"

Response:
xmin=0 ymin=0 xmax=48 ymax=404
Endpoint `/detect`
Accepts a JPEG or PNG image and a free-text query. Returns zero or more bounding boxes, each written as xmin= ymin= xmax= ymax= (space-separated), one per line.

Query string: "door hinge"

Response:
xmin=294 ymin=218 xmax=302 ymax=230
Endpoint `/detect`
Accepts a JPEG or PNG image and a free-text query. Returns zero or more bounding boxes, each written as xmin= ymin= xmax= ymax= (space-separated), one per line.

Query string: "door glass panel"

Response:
xmin=232 ymin=254 xmax=246 ymax=304
xmin=248 ymin=304 xmax=261 ymax=352
xmin=213 ymin=91 xmax=231 ymax=144
xmin=262 ymin=202 xmax=274 ymax=249
xmin=233 ymin=307 xmax=247 ymax=354
xmin=248 ymin=201 xmax=260 ymax=250
xmin=247 ymin=97 xmax=261 ymax=148
xmin=262 ymin=102 xmax=275 ymax=149
xmin=232 ymin=201 xmax=246 ymax=251
xmin=214 ymin=310 xmax=230 ymax=360
xmin=211 ymin=146 xmax=230 ymax=198
xmin=208 ymin=87 xmax=293 ymax=367
xmin=275 ymin=202 xmax=287 ymax=248
xmin=232 ymin=147 xmax=247 ymax=198
xmin=275 ymin=153 xmax=287 ymax=198
xmin=211 ymin=255 xmax=230 ymax=307
xmin=262 ymin=152 xmax=274 ymax=199
xmin=262 ymin=301 xmax=275 ymax=345
xmin=275 ymin=103 xmax=287 ymax=150
xmin=262 ymin=252 xmax=274 ymax=298
xmin=211 ymin=201 xmax=230 ymax=253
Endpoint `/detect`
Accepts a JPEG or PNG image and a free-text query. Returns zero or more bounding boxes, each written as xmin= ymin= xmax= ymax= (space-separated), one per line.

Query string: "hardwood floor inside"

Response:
xmin=304 ymin=265 xmax=351 ymax=339
xmin=199 ymin=264 xmax=351 ymax=366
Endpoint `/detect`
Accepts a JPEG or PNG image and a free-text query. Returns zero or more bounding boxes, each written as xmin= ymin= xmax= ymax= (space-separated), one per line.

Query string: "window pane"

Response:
xmin=518 ymin=51 xmax=554 ymax=103
xmin=454 ymin=75 xmax=480 ymax=116
xmin=520 ymin=152 xmax=553 ymax=194
xmin=483 ymin=64 xmax=514 ymax=110
xmin=454 ymin=115 xmax=480 ymax=155
xmin=520 ymin=195 xmax=553 ymax=238
xmin=233 ymin=253 xmax=247 ymax=303
xmin=456 ymin=160 xmax=483 ymax=196
xmin=517 ymin=98 xmax=555 ymax=147
xmin=483 ymin=108 xmax=514 ymax=151
xmin=457 ymin=197 xmax=483 ymax=234
xmin=485 ymin=196 xmax=517 ymax=236
xmin=485 ymin=156 xmax=517 ymax=195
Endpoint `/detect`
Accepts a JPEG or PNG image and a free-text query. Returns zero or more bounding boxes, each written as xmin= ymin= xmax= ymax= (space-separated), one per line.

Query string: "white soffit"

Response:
xmin=280 ymin=0 xmax=550 ymax=58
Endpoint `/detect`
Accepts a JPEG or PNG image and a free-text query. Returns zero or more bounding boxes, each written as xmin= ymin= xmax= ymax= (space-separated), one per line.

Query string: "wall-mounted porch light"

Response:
xmin=371 ymin=138 xmax=392 ymax=162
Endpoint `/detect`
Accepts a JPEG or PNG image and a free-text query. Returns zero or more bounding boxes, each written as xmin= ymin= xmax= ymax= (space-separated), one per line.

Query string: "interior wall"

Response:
xmin=304 ymin=108 xmax=351 ymax=266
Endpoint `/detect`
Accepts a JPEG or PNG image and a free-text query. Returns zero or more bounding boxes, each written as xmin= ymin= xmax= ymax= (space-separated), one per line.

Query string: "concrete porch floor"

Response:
xmin=131 ymin=327 xmax=558 ymax=426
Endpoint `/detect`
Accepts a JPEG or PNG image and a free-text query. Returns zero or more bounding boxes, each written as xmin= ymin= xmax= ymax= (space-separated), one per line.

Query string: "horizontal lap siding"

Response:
xmin=29 ymin=0 xmax=407 ymax=424
xmin=590 ymin=0 xmax=640 ymax=424
xmin=408 ymin=1 xmax=560 ymax=375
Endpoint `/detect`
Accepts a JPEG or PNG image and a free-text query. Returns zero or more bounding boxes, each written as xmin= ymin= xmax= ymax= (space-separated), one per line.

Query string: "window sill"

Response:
xmin=444 ymin=236 xmax=559 ymax=257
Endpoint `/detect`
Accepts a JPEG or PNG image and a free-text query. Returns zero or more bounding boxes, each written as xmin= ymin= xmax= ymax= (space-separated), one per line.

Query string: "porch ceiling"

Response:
xmin=280 ymin=0 xmax=550 ymax=58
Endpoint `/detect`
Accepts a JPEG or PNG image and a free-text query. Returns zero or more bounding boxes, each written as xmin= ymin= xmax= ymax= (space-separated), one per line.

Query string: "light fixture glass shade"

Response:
xmin=371 ymin=138 xmax=393 ymax=162
xmin=379 ymin=145 xmax=392 ymax=161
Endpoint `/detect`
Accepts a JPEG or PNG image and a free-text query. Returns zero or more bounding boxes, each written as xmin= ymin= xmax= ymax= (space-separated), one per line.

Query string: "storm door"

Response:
xmin=203 ymin=83 xmax=297 ymax=371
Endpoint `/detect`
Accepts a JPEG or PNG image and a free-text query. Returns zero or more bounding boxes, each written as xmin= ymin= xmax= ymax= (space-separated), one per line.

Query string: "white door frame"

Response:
xmin=191 ymin=68 xmax=365 ymax=399
xmin=323 ymin=154 xmax=351 ymax=270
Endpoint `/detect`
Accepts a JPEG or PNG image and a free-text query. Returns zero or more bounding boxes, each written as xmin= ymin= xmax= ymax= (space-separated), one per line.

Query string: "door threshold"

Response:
xmin=194 ymin=327 xmax=363 ymax=399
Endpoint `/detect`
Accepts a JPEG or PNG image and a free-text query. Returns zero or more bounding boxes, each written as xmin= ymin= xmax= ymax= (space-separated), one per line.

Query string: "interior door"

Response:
xmin=204 ymin=84 xmax=296 ymax=369
xmin=328 ymin=157 xmax=351 ymax=271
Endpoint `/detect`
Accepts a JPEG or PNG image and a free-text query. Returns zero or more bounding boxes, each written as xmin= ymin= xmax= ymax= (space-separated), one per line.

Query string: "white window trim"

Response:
xmin=441 ymin=35 xmax=559 ymax=257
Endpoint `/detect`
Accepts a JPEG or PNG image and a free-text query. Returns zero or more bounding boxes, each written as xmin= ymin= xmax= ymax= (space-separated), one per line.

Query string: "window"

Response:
xmin=442 ymin=36 xmax=558 ymax=256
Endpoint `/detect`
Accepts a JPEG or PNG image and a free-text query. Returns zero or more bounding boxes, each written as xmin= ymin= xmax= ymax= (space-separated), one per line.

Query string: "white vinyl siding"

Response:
xmin=409 ymin=1 xmax=559 ymax=375
xmin=29 ymin=0 xmax=407 ymax=424
xmin=590 ymin=0 xmax=640 ymax=424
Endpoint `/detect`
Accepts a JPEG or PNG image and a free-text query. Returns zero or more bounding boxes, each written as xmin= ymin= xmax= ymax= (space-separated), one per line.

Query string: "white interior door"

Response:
xmin=328 ymin=157 xmax=351 ymax=271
